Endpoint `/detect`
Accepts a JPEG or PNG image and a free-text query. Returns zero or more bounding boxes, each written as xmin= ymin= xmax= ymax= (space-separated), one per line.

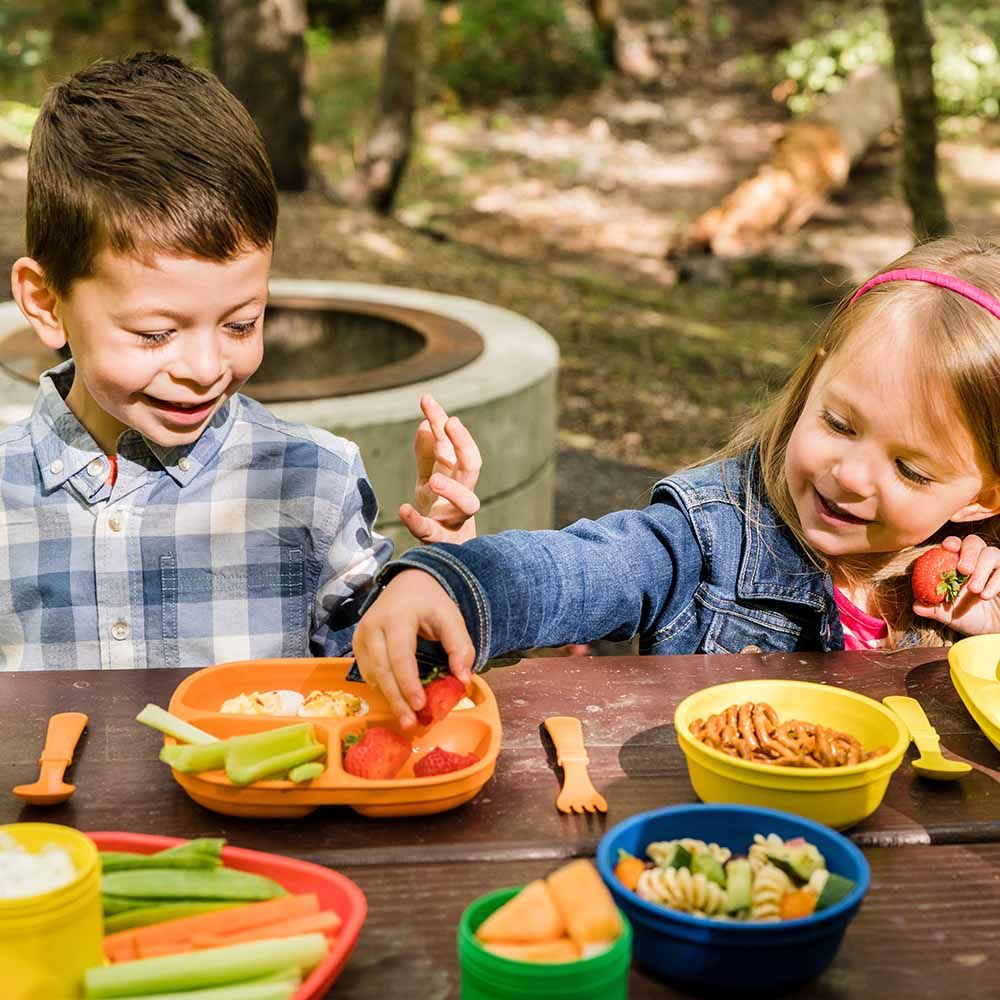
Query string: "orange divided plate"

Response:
xmin=165 ymin=658 xmax=502 ymax=818
xmin=87 ymin=831 xmax=365 ymax=1000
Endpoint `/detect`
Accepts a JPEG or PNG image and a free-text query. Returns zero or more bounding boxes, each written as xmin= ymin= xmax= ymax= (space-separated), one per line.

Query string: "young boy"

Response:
xmin=2 ymin=52 xmax=480 ymax=671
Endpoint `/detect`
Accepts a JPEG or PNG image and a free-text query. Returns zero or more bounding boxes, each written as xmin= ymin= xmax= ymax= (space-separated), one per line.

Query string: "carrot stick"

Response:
xmin=189 ymin=911 xmax=341 ymax=950
xmin=104 ymin=894 xmax=319 ymax=962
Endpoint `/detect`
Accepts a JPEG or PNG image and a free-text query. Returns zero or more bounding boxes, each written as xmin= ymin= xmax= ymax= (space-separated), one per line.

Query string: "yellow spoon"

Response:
xmin=882 ymin=696 xmax=971 ymax=781
xmin=13 ymin=712 xmax=89 ymax=805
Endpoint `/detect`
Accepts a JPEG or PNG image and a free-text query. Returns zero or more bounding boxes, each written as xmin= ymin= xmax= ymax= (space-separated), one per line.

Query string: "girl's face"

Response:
xmin=784 ymin=331 xmax=999 ymax=559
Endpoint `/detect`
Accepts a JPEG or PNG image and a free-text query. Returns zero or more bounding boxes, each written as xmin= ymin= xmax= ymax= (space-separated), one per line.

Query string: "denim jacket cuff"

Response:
xmin=356 ymin=546 xmax=492 ymax=674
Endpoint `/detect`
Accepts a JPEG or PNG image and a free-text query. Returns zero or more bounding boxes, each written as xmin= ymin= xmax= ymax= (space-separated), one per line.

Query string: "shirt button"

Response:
xmin=739 ymin=644 xmax=763 ymax=654
xmin=108 ymin=514 xmax=123 ymax=532
xmin=111 ymin=621 xmax=129 ymax=641
xmin=49 ymin=459 xmax=64 ymax=474
xmin=178 ymin=457 xmax=191 ymax=472
xmin=87 ymin=458 xmax=105 ymax=478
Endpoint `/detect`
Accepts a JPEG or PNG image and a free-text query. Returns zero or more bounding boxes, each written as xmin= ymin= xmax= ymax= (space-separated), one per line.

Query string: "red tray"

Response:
xmin=87 ymin=832 xmax=365 ymax=1000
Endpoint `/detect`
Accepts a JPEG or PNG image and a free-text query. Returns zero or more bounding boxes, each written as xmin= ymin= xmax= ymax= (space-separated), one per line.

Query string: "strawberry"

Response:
xmin=911 ymin=546 xmax=968 ymax=606
xmin=413 ymin=746 xmax=480 ymax=777
xmin=416 ymin=671 xmax=468 ymax=727
xmin=343 ymin=726 xmax=412 ymax=780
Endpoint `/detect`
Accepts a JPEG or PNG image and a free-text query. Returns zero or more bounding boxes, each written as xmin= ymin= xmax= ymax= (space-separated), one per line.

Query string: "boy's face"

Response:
xmin=57 ymin=246 xmax=271 ymax=452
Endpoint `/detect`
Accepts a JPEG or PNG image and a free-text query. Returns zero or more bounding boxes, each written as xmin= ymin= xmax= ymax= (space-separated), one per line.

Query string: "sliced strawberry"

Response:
xmin=416 ymin=673 xmax=468 ymax=727
xmin=343 ymin=726 xmax=412 ymax=780
xmin=413 ymin=746 xmax=480 ymax=778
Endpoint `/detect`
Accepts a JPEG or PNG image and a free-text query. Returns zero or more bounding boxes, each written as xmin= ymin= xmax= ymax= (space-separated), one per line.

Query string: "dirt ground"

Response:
xmin=3 ymin=13 xmax=1000 ymax=528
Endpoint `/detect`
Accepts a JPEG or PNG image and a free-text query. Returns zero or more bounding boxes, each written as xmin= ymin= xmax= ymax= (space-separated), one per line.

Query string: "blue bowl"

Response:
xmin=596 ymin=804 xmax=869 ymax=996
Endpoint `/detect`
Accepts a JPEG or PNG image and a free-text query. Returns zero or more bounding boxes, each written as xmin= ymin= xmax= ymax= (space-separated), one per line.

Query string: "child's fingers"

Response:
xmin=399 ymin=502 xmax=437 ymax=543
xmin=444 ymin=416 xmax=482 ymax=486
xmin=956 ymin=534 xmax=987 ymax=575
xmin=422 ymin=395 xmax=458 ymax=466
xmin=412 ymin=422 xmax=437 ymax=481
xmin=980 ymin=564 xmax=1000 ymax=601
xmin=366 ymin=629 xmax=418 ymax=730
xmin=912 ymin=602 xmax=953 ymax=624
xmin=427 ymin=475 xmax=481 ymax=517
xmin=425 ymin=603 xmax=474 ymax=684
xmin=967 ymin=547 xmax=1000 ymax=595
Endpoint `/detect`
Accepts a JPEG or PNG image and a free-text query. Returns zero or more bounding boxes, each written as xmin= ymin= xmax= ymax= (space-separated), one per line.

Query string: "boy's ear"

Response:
xmin=950 ymin=483 xmax=1000 ymax=524
xmin=11 ymin=257 xmax=68 ymax=350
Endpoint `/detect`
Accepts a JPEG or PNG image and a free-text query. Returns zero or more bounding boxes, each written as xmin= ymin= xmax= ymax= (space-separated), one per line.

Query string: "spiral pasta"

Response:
xmin=748 ymin=833 xmax=825 ymax=875
xmin=750 ymin=863 xmax=790 ymax=921
xmin=647 ymin=838 xmax=732 ymax=867
xmin=636 ymin=866 xmax=727 ymax=916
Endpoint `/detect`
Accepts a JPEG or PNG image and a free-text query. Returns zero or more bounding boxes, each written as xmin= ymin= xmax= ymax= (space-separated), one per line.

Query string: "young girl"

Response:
xmin=353 ymin=236 xmax=1000 ymax=728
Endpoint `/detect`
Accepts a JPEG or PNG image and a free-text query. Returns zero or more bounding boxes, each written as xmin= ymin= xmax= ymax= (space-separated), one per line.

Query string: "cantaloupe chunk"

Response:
xmin=475 ymin=880 xmax=566 ymax=943
xmin=546 ymin=859 xmax=621 ymax=947
xmin=482 ymin=938 xmax=580 ymax=963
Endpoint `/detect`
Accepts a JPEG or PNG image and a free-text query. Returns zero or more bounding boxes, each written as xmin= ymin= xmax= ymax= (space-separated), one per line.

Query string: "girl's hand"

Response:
xmin=400 ymin=394 xmax=482 ymax=545
xmin=352 ymin=570 xmax=475 ymax=729
xmin=913 ymin=534 xmax=1000 ymax=635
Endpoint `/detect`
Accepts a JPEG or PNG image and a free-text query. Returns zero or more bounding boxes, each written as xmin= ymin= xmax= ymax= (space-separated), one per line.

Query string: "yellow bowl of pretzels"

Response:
xmin=674 ymin=680 xmax=908 ymax=830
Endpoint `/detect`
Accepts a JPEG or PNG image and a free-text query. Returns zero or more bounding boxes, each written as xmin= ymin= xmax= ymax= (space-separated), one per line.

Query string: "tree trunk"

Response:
xmin=673 ymin=66 xmax=899 ymax=257
xmin=582 ymin=0 xmax=658 ymax=82
xmin=340 ymin=0 xmax=423 ymax=213
xmin=883 ymin=0 xmax=950 ymax=238
xmin=211 ymin=0 xmax=311 ymax=191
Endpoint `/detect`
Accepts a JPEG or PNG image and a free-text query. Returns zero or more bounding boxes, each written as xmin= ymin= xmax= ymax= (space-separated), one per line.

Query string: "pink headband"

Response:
xmin=849 ymin=267 xmax=1000 ymax=320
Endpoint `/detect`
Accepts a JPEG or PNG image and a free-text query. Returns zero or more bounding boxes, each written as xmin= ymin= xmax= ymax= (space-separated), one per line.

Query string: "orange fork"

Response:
xmin=543 ymin=716 xmax=608 ymax=814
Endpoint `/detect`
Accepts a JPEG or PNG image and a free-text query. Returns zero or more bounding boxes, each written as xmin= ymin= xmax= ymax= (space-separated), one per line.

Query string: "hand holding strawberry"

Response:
xmin=911 ymin=546 xmax=968 ymax=606
xmin=912 ymin=535 xmax=1000 ymax=636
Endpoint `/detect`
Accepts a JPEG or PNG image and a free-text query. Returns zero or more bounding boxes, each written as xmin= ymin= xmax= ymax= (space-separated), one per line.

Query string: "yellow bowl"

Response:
xmin=948 ymin=634 xmax=1000 ymax=753
xmin=0 ymin=823 xmax=104 ymax=1000
xmin=674 ymin=680 xmax=908 ymax=830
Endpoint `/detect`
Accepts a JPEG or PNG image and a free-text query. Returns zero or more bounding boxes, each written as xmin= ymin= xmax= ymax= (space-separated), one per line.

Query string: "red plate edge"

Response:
xmin=87 ymin=831 xmax=366 ymax=1000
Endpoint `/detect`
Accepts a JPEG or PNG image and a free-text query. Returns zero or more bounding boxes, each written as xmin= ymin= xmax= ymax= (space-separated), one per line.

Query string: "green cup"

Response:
xmin=457 ymin=886 xmax=632 ymax=1000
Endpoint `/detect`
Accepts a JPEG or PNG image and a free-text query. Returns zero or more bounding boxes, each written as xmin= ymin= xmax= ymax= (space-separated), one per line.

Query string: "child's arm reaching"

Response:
xmin=912 ymin=533 xmax=1000 ymax=635
xmin=353 ymin=502 xmax=703 ymax=726
xmin=401 ymin=394 xmax=482 ymax=545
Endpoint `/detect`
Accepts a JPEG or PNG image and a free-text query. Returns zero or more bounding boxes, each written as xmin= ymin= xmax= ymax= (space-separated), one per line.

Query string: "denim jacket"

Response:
xmin=370 ymin=450 xmax=846 ymax=671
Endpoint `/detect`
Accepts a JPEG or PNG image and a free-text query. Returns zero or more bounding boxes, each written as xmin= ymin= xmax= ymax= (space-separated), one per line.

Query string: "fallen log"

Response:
xmin=671 ymin=65 xmax=899 ymax=257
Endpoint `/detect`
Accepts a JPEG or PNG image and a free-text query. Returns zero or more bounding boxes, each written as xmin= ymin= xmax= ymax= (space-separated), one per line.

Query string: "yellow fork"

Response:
xmin=544 ymin=716 xmax=608 ymax=814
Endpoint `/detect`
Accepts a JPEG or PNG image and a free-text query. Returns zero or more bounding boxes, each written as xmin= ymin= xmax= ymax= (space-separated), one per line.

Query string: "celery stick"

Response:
xmin=103 ymin=902 xmax=239 ymax=933
xmin=84 ymin=933 xmax=328 ymax=998
xmin=101 ymin=840 xmax=225 ymax=872
xmin=160 ymin=742 xmax=229 ymax=773
xmin=287 ymin=761 xmax=324 ymax=783
xmin=223 ymin=723 xmax=317 ymax=784
xmin=105 ymin=978 xmax=298 ymax=1000
xmin=101 ymin=868 xmax=286 ymax=902
xmin=227 ymin=742 xmax=326 ymax=786
xmin=137 ymin=704 xmax=218 ymax=745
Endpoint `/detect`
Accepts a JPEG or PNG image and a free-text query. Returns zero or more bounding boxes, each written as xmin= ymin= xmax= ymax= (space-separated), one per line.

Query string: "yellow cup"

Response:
xmin=1 ymin=823 xmax=103 ymax=1000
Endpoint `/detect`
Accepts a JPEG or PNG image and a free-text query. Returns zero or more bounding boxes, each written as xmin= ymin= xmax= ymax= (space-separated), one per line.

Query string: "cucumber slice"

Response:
xmin=691 ymin=852 xmax=727 ymax=888
xmin=815 ymin=872 xmax=855 ymax=911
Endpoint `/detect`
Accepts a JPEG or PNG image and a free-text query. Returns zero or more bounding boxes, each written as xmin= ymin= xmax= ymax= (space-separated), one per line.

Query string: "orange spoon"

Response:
xmin=13 ymin=712 xmax=89 ymax=805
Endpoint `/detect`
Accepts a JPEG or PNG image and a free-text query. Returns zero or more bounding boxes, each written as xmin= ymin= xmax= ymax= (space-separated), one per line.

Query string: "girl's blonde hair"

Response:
xmin=724 ymin=235 xmax=1000 ymax=646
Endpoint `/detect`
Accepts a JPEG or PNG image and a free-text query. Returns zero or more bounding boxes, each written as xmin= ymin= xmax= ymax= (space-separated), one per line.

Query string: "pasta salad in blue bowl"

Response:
xmin=596 ymin=803 xmax=869 ymax=994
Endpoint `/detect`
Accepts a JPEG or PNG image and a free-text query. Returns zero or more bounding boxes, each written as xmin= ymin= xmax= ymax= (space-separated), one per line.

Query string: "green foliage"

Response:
xmin=434 ymin=0 xmax=604 ymax=106
xmin=0 ymin=3 xmax=51 ymax=74
xmin=775 ymin=2 xmax=1000 ymax=120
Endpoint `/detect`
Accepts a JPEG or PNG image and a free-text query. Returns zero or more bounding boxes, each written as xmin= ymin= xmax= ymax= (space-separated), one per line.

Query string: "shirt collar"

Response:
xmin=30 ymin=359 xmax=236 ymax=491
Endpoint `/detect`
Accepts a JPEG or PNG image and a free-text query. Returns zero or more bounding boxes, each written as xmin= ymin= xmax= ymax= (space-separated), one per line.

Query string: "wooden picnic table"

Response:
xmin=2 ymin=648 xmax=999 ymax=997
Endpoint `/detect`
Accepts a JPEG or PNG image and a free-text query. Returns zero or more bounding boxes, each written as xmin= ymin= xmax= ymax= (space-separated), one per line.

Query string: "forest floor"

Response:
xmin=2 ymin=9 xmax=1000 ymax=528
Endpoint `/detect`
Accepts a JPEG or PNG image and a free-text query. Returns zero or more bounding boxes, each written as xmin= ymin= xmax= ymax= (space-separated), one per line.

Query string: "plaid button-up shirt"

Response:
xmin=0 ymin=362 xmax=391 ymax=670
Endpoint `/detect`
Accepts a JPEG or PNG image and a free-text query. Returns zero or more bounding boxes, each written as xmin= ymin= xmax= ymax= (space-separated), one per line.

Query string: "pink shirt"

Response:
xmin=833 ymin=586 xmax=888 ymax=650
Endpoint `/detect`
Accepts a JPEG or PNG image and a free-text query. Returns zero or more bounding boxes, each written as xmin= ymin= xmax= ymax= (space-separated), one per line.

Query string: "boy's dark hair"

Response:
xmin=27 ymin=51 xmax=278 ymax=297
